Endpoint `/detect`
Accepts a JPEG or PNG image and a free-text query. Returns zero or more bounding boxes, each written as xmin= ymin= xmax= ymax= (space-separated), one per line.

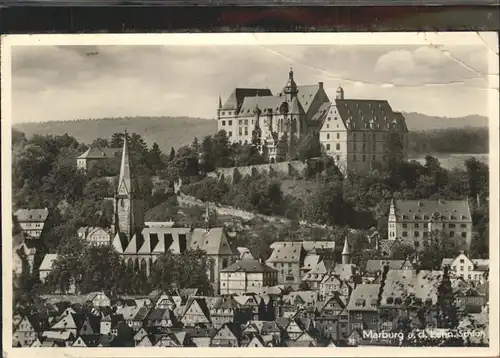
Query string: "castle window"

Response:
xmin=414 ymin=231 xmax=419 ymax=237
xmin=336 ymin=155 xmax=340 ymax=161
xmin=244 ymin=128 xmax=248 ymax=136
xmin=222 ymin=111 xmax=225 ymax=115
xmin=244 ymin=120 xmax=248 ymax=125
xmin=450 ymin=231 xmax=455 ymax=237
xmin=228 ymin=131 xmax=232 ymax=137
xmin=334 ymin=117 xmax=337 ymax=120
xmin=353 ymin=155 xmax=357 ymax=161
xmin=239 ymin=120 xmax=242 ymax=125
xmin=362 ymin=155 xmax=366 ymax=162
xmin=336 ymin=143 xmax=340 ymax=150
xmin=353 ymin=143 xmax=356 ymax=151
xmin=222 ymin=121 xmax=226 ymax=126
xmin=239 ymin=129 xmax=242 ymax=136
xmin=326 ymin=124 xmax=329 ymax=128
xmin=402 ymin=231 xmax=408 ymax=237
xmin=337 ymin=133 xmax=340 ymax=139
xmin=326 ymin=144 xmax=331 ymax=150
xmin=461 ymin=232 xmax=467 ymax=238
xmin=327 ymin=133 xmax=330 ymax=139
xmin=228 ymin=120 xmax=232 ymax=126
xmin=328 ymin=117 xmax=331 ymax=121
xmin=363 ymin=143 xmax=366 ymax=150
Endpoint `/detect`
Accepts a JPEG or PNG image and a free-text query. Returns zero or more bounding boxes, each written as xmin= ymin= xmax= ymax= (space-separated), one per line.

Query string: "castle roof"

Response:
xmin=321 ymin=99 xmax=408 ymax=133
xmin=77 ymin=147 xmax=120 ymax=160
xmin=393 ymin=199 xmax=471 ymax=222
xmin=14 ymin=208 xmax=49 ymax=222
xmin=222 ymin=88 xmax=273 ymax=111
xmin=221 ymin=259 xmax=277 ymax=273
xmin=238 ymin=95 xmax=284 ymax=116
xmin=280 ymin=84 xmax=328 ymax=115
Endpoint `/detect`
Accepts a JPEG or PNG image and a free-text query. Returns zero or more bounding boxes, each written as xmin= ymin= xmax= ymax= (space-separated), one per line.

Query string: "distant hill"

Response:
xmin=402 ymin=112 xmax=488 ymax=131
xmin=13 ymin=112 xmax=488 ymax=152
xmin=14 ymin=117 xmax=218 ymax=152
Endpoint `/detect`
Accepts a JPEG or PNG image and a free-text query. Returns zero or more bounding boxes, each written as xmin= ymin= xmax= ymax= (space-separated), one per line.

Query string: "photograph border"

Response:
xmin=2 ymin=32 xmax=499 ymax=358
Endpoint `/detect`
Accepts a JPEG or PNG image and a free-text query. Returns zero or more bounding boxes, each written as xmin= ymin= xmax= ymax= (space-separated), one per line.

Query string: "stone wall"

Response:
xmin=208 ymin=159 xmax=317 ymax=184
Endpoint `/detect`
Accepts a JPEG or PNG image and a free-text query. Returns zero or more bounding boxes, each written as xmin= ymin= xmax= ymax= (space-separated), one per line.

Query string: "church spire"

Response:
xmin=118 ymin=132 xmax=132 ymax=196
xmin=218 ymin=94 xmax=222 ymax=109
xmin=342 ymin=236 xmax=351 ymax=264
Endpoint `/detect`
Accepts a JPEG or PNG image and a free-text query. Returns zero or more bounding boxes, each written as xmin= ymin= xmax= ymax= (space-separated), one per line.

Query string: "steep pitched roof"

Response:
xmin=380 ymin=269 xmax=443 ymax=306
xmin=222 ymin=88 xmax=273 ymax=111
xmin=117 ymin=137 xmax=132 ymax=196
xmin=393 ymin=199 xmax=471 ymax=222
xmin=301 ymin=241 xmax=335 ymax=252
xmin=189 ymin=228 xmax=237 ymax=256
xmin=77 ymin=147 xmax=120 ymax=159
xmin=239 ymin=95 xmax=284 ymax=116
xmin=266 ymin=242 xmax=303 ymax=263
xmin=346 ymin=284 xmax=381 ymax=311
xmin=112 ymin=232 xmax=129 ymax=253
xmin=365 ymin=260 xmax=404 ymax=273
xmin=221 ymin=259 xmax=277 ymax=273
xmin=39 ymin=254 xmax=58 ymax=271
xmin=14 ymin=208 xmax=49 ymax=222
xmin=333 ymin=99 xmax=408 ymax=133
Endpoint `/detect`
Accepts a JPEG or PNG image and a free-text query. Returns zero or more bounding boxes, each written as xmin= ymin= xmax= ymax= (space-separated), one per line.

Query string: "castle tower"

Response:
xmin=336 ymin=85 xmax=344 ymax=100
xmin=341 ymin=236 xmax=351 ymax=265
xmin=115 ymin=134 xmax=144 ymax=240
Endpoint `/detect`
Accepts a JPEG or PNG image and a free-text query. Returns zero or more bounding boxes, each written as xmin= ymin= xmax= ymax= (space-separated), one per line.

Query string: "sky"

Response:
xmin=11 ymin=43 xmax=490 ymax=123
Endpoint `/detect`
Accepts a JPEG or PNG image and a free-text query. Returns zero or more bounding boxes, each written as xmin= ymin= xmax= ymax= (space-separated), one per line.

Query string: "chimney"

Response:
xmin=318 ymin=82 xmax=323 ymax=89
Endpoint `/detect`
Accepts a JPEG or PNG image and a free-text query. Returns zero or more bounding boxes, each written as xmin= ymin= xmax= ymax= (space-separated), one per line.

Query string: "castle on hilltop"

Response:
xmin=217 ymin=68 xmax=409 ymax=173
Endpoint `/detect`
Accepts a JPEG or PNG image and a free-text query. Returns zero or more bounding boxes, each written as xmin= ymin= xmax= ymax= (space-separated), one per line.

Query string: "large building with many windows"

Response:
xmin=217 ymin=69 xmax=408 ymax=172
xmin=388 ymin=199 xmax=473 ymax=250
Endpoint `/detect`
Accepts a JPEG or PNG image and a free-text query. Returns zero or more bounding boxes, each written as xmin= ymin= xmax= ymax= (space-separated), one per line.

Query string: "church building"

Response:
xmin=111 ymin=136 xmax=239 ymax=293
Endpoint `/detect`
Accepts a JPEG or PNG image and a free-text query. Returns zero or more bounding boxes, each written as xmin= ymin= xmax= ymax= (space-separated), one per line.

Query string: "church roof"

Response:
xmin=112 ymin=232 xmax=129 ymax=254
xmin=189 ymin=228 xmax=238 ymax=256
xmin=118 ymin=137 xmax=133 ymax=196
xmin=393 ymin=199 xmax=471 ymax=222
xmin=222 ymin=88 xmax=272 ymax=111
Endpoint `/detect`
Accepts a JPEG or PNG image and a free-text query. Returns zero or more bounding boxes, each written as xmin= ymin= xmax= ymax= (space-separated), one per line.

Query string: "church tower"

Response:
xmin=115 ymin=134 xmax=144 ymax=240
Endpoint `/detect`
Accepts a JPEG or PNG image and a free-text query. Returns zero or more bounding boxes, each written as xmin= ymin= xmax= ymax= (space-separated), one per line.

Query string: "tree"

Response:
xmin=212 ymin=130 xmax=233 ymax=168
xmin=168 ymin=147 xmax=176 ymax=162
xmin=91 ymin=137 xmax=109 ymax=148
xmin=147 ymin=142 xmax=163 ymax=172
xmin=79 ymin=246 xmax=125 ymax=295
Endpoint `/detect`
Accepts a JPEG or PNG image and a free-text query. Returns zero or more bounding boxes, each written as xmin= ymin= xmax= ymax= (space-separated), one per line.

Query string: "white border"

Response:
xmin=2 ymin=32 xmax=499 ymax=358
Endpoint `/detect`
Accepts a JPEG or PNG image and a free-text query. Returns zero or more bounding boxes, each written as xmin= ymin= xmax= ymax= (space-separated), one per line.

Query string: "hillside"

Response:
xmin=12 ymin=112 xmax=488 ymax=152
xmin=13 ymin=117 xmax=218 ymax=152
xmin=402 ymin=112 xmax=488 ymax=131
